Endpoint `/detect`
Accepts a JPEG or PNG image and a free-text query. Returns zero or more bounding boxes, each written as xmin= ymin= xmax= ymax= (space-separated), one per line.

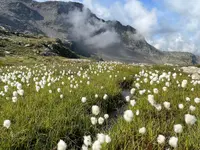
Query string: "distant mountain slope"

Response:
xmin=0 ymin=26 xmax=79 ymax=58
xmin=0 ymin=0 xmax=199 ymax=65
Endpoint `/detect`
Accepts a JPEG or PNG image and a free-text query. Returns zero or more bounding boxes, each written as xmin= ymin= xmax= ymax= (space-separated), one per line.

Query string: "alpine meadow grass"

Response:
xmin=0 ymin=56 xmax=200 ymax=150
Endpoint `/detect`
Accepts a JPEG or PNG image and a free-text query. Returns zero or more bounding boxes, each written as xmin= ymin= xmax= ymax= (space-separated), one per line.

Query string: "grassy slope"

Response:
xmin=0 ymin=56 xmax=140 ymax=149
xmin=0 ymin=56 xmax=200 ymax=150
xmin=0 ymin=28 xmax=79 ymax=58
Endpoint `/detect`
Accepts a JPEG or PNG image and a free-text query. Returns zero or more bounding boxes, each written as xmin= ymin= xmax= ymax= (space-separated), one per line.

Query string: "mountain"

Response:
xmin=0 ymin=0 xmax=199 ymax=65
xmin=0 ymin=26 xmax=79 ymax=58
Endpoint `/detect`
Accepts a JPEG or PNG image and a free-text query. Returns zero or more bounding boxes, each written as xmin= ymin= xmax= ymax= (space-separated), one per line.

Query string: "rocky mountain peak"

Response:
xmin=0 ymin=0 xmax=199 ymax=65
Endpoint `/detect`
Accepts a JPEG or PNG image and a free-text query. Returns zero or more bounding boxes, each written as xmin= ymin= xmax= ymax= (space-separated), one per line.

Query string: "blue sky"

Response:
xmin=35 ymin=0 xmax=200 ymax=54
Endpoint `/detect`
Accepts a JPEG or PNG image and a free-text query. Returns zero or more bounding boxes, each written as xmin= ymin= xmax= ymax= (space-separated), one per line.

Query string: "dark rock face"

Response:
xmin=8 ymin=2 xmax=44 ymax=20
xmin=0 ymin=0 xmax=198 ymax=65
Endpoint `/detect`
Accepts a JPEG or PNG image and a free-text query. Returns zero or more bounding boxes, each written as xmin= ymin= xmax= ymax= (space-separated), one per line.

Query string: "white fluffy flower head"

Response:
xmin=185 ymin=114 xmax=197 ymax=125
xmin=157 ymin=134 xmax=165 ymax=144
xmin=92 ymin=105 xmax=100 ymax=116
xmin=169 ymin=136 xmax=178 ymax=148
xmin=3 ymin=120 xmax=11 ymax=129
xmin=123 ymin=110 xmax=133 ymax=122
xmin=174 ymin=124 xmax=183 ymax=133
xmin=57 ymin=140 xmax=67 ymax=150
xmin=139 ymin=127 xmax=146 ymax=134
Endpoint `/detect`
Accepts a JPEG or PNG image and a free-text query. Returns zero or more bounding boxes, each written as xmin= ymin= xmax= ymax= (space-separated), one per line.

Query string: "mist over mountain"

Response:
xmin=0 ymin=0 xmax=199 ymax=65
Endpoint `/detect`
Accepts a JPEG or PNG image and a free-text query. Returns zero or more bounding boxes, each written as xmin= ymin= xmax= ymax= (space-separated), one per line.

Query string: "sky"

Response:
xmin=35 ymin=0 xmax=200 ymax=54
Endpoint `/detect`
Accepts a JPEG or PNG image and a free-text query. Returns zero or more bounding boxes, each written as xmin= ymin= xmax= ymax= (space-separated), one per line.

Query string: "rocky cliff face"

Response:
xmin=0 ymin=0 xmax=198 ymax=65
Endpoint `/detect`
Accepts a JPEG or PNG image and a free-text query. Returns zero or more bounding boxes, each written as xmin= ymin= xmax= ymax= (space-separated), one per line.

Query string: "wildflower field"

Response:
xmin=0 ymin=56 xmax=200 ymax=150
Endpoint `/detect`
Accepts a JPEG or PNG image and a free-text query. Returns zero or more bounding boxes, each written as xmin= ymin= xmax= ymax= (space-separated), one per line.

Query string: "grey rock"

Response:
xmin=191 ymin=73 xmax=200 ymax=80
xmin=181 ymin=66 xmax=200 ymax=74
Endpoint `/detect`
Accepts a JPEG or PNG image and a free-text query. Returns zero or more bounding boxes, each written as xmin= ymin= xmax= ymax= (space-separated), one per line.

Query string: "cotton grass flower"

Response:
xmin=92 ymin=140 xmax=101 ymax=150
xmin=125 ymin=96 xmax=130 ymax=102
xmin=139 ymin=89 xmax=146 ymax=95
xmin=148 ymin=94 xmax=155 ymax=106
xmin=12 ymin=97 xmax=17 ymax=103
xmin=17 ymin=83 xmax=22 ymax=90
xmin=81 ymin=97 xmax=87 ymax=103
xmin=98 ymin=117 xmax=104 ymax=125
xmin=104 ymin=114 xmax=109 ymax=119
xmin=82 ymin=144 xmax=88 ymax=150
xmin=57 ymin=140 xmax=67 ymax=150
xmin=123 ymin=110 xmax=133 ymax=122
xmin=185 ymin=114 xmax=197 ymax=125
xmin=13 ymin=91 xmax=18 ymax=97
xmin=105 ymin=135 xmax=111 ymax=143
xmin=103 ymin=94 xmax=108 ymax=100
xmin=83 ymin=135 xmax=92 ymax=146
xmin=57 ymin=88 xmax=61 ymax=93
xmin=157 ymin=134 xmax=165 ymax=144
xmin=174 ymin=124 xmax=183 ymax=133
xmin=36 ymin=85 xmax=40 ymax=92
xmin=130 ymin=88 xmax=136 ymax=95
xmin=178 ymin=104 xmax=184 ymax=109
xmin=17 ymin=89 xmax=24 ymax=96
xmin=181 ymin=80 xmax=188 ymax=88
xmin=162 ymin=87 xmax=167 ymax=91
xmin=91 ymin=117 xmax=97 ymax=125
xmin=163 ymin=101 xmax=170 ymax=110
xmin=154 ymin=104 xmax=162 ymax=111
xmin=60 ymin=94 xmax=63 ymax=99
xmin=139 ymin=127 xmax=146 ymax=134
xmin=153 ymin=88 xmax=158 ymax=94
xmin=194 ymin=97 xmax=200 ymax=104
xmin=3 ymin=120 xmax=11 ymax=129
xmin=165 ymin=82 xmax=170 ymax=87
xmin=186 ymin=97 xmax=190 ymax=102
xmin=135 ymin=83 xmax=140 ymax=89
xmin=136 ymin=110 xmax=140 ymax=116
xmin=189 ymin=105 xmax=196 ymax=112
xmin=169 ymin=136 xmax=178 ymax=148
xmin=92 ymin=105 xmax=100 ymax=116
xmin=130 ymin=100 xmax=136 ymax=106
xmin=4 ymin=85 xmax=8 ymax=92
xmin=97 ymin=133 xmax=105 ymax=144
xmin=95 ymin=94 xmax=98 ymax=98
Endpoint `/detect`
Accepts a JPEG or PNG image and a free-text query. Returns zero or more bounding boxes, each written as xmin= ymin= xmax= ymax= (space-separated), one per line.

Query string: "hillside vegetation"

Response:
xmin=0 ymin=26 xmax=79 ymax=58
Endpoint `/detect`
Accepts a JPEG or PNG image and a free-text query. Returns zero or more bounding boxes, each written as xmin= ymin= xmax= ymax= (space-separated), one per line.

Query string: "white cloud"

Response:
xmin=150 ymin=33 xmax=198 ymax=54
xmin=161 ymin=0 xmax=200 ymax=53
xmin=123 ymin=0 xmax=157 ymax=36
xmin=164 ymin=0 xmax=200 ymax=17
xmin=82 ymin=0 xmax=111 ymax=19
xmin=65 ymin=7 xmax=120 ymax=48
xmin=164 ymin=0 xmax=200 ymax=32
xmin=82 ymin=0 xmax=158 ymax=37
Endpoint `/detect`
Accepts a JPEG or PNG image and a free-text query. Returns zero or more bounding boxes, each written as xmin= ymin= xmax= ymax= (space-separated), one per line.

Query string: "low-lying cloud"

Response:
xmin=65 ymin=7 xmax=120 ymax=49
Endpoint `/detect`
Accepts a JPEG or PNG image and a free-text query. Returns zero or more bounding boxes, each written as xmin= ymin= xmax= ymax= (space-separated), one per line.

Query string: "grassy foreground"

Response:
xmin=0 ymin=56 xmax=140 ymax=149
xmin=0 ymin=56 xmax=200 ymax=150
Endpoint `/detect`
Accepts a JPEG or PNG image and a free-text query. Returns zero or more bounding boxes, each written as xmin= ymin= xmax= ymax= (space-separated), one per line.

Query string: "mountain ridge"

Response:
xmin=0 ymin=0 xmax=199 ymax=65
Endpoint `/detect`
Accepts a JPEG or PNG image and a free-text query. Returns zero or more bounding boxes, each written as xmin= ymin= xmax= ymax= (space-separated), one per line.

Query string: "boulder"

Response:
xmin=192 ymin=73 xmax=200 ymax=80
